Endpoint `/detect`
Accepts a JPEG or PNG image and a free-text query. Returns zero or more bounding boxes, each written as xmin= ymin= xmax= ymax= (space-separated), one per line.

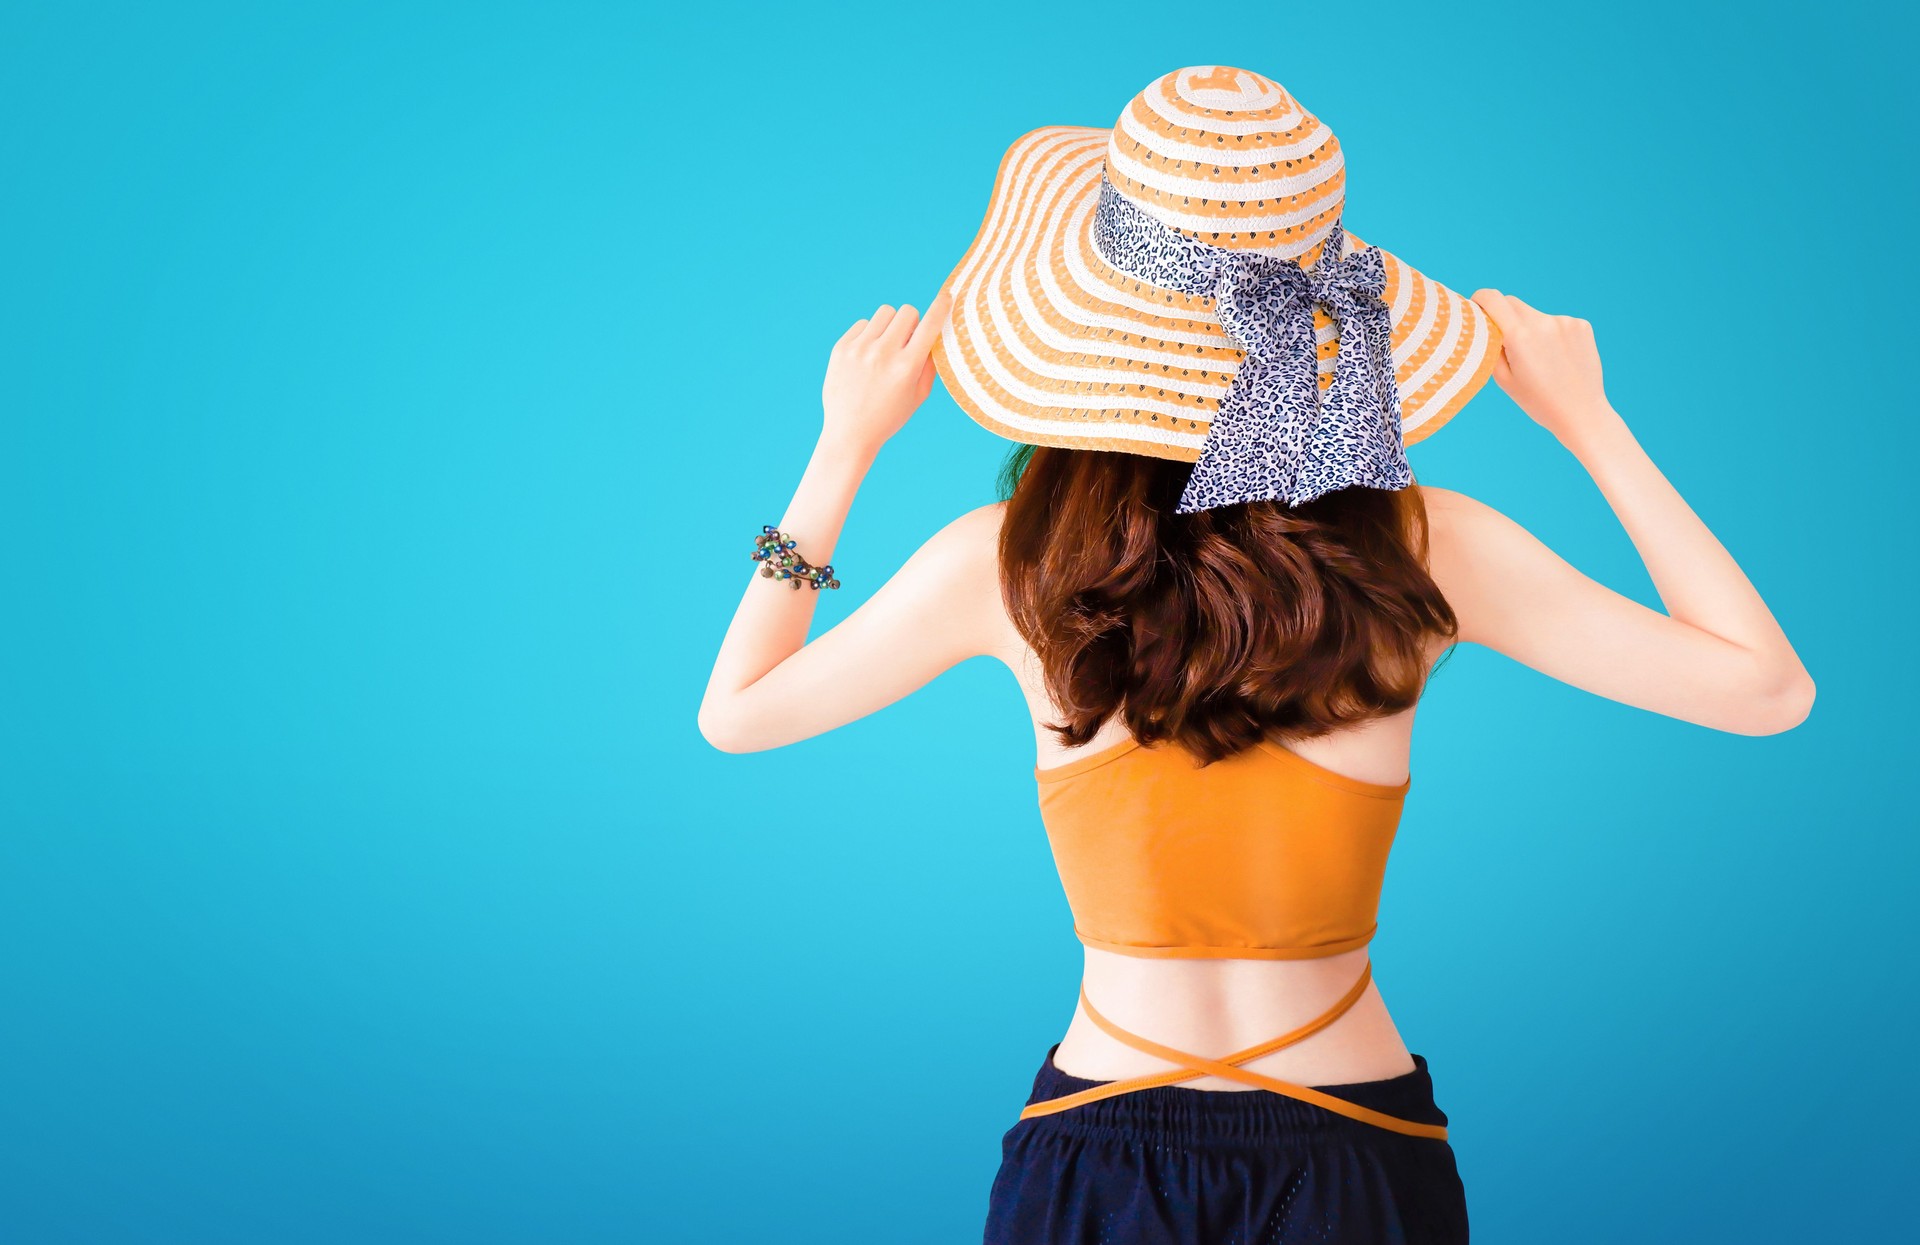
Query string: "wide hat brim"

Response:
xmin=932 ymin=125 xmax=1502 ymax=464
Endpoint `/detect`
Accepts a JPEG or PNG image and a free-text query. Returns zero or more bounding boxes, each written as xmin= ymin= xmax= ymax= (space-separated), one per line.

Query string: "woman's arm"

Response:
xmin=697 ymin=292 xmax=1007 ymax=754
xmin=1422 ymin=291 xmax=1815 ymax=736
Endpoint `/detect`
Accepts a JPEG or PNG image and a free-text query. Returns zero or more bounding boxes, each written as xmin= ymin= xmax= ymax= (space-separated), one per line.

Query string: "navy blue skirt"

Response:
xmin=982 ymin=1045 xmax=1468 ymax=1244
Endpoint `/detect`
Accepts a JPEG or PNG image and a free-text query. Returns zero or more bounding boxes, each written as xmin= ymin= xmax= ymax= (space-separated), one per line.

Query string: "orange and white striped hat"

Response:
xmin=932 ymin=65 xmax=1502 ymax=513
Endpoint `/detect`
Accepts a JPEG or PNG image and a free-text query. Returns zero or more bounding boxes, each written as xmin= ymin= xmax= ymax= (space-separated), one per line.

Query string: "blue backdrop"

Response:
xmin=3 ymin=2 xmax=1913 ymax=1242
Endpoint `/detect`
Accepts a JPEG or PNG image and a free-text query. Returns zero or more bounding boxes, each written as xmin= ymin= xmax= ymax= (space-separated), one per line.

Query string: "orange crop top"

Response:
xmin=1034 ymin=733 xmax=1411 ymax=961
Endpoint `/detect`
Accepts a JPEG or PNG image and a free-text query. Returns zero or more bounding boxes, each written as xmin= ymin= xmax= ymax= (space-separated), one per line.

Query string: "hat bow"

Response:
xmin=1205 ymin=243 xmax=1383 ymax=357
xmin=1091 ymin=175 xmax=1411 ymax=514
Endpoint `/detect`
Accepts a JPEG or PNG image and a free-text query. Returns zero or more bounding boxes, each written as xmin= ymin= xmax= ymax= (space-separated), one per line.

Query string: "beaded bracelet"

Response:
xmin=752 ymin=524 xmax=840 ymax=590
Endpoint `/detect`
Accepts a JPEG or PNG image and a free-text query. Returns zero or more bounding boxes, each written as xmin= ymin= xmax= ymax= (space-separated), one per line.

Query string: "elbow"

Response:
xmin=1729 ymin=668 xmax=1817 ymax=736
xmin=697 ymin=703 xmax=752 ymax=754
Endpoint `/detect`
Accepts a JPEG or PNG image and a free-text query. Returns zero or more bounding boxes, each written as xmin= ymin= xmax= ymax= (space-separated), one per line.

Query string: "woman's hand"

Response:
xmin=820 ymin=290 xmax=953 ymax=459
xmin=1470 ymin=289 xmax=1614 ymax=450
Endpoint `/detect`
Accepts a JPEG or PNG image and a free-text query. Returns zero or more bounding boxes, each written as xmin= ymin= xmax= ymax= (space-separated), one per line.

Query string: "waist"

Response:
xmin=1052 ymin=945 xmax=1417 ymax=1090
xmin=1018 ymin=1048 xmax=1449 ymax=1145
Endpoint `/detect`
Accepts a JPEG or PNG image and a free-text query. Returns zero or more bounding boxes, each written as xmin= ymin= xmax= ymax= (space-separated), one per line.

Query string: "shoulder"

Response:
xmin=887 ymin=499 xmax=1011 ymax=592
xmin=1414 ymin=483 xmax=1489 ymax=523
xmin=916 ymin=500 xmax=1017 ymax=661
xmin=1414 ymin=483 xmax=1567 ymax=650
xmin=950 ymin=497 xmax=1010 ymax=534
xmin=922 ymin=499 xmax=1007 ymax=570
xmin=1415 ymin=484 xmax=1533 ymax=559
xmin=955 ymin=497 xmax=1010 ymax=539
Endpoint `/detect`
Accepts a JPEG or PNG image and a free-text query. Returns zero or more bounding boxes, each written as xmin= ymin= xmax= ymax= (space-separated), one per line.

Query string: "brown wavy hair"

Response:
xmin=996 ymin=443 xmax=1458 ymax=766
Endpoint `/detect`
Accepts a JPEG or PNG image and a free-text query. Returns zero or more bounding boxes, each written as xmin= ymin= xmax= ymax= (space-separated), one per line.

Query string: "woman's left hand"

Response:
xmin=820 ymin=290 xmax=953 ymax=458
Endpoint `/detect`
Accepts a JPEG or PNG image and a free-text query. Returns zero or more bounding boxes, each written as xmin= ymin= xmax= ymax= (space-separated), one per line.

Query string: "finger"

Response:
xmin=835 ymin=318 xmax=869 ymax=349
xmin=1470 ymin=289 xmax=1519 ymax=337
xmin=915 ymin=355 xmax=937 ymax=402
xmin=881 ymin=302 xmax=921 ymax=346
xmin=866 ymin=304 xmax=897 ymax=338
xmin=1470 ymin=291 xmax=1517 ymax=388
xmin=906 ymin=288 xmax=955 ymax=356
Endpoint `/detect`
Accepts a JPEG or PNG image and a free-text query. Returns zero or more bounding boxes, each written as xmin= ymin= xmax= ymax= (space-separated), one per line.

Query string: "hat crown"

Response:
xmin=1105 ymin=66 xmax=1346 ymax=262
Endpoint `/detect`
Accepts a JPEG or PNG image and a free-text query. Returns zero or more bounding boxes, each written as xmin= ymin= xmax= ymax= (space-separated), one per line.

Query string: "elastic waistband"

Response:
xmin=1016 ymin=1044 xmax=1450 ymax=1147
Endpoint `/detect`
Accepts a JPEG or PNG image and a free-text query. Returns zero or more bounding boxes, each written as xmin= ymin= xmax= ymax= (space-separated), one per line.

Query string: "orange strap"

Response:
xmin=1018 ymin=961 xmax=1449 ymax=1141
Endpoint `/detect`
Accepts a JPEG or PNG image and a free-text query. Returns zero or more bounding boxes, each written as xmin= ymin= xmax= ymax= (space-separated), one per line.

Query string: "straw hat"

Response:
xmin=931 ymin=65 xmax=1501 ymax=512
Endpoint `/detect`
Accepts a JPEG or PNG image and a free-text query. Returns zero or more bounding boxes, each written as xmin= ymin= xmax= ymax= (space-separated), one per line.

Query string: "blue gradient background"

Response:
xmin=2 ymin=2 xmax=1912 ymax=1242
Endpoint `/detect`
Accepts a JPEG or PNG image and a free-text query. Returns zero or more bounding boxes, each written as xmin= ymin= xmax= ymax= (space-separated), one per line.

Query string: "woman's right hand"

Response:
xmin=1470 ymin=289 xmax=1614 ymax=448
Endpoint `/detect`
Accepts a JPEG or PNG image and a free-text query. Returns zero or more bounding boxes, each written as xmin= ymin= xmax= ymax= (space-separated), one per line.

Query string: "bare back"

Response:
xmin=972 ymin=498 xmax=1446 ymax=1091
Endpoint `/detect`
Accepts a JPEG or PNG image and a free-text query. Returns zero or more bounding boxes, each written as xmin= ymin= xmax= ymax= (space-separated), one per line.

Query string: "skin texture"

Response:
xmin=698 ymin=286 xmax=1816 ymax=1090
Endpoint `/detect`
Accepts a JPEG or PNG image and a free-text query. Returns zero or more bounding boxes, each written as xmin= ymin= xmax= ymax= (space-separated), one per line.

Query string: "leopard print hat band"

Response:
xmin=1090 ymin=174 xmax=1410 ymax=511
xmin=930 ymin=66 xmax=1503 ymax=511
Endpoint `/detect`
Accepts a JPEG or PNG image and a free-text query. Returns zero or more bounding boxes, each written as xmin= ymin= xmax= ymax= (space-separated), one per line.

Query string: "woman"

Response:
xmin=698 ymin=66 xmax=1813 ymax=1245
